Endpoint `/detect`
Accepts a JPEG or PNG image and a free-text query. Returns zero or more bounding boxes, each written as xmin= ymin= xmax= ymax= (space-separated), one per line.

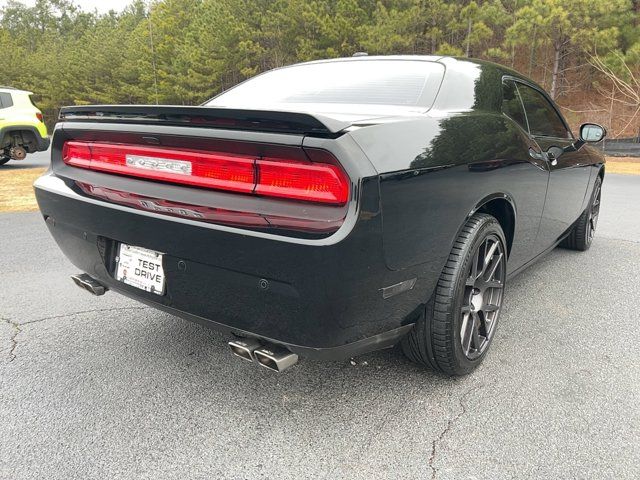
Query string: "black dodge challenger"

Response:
xmin=35 ymin=56 xmax=605 ymax=375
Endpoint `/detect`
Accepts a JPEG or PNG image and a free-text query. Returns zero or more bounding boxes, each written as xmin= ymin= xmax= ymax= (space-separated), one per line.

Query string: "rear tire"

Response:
xmin=560 ymin=175 xmax=602 ymax=251
xmin=401 ymin=213 xmax=507 ymax=375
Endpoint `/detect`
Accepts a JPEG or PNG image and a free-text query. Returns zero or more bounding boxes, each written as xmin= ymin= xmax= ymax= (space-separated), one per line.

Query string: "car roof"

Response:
xmin=298 ymin=54 xmax=444 ymax=65
xmin=0 ymin=86 xmax=32 ymax=95
xmin=276 ymin=55 xmax=541 ymax=89
xmin=209 ymin=55 xmax=548 ymax=115
xmin=293 ymin=54 xmax=498 ymax=69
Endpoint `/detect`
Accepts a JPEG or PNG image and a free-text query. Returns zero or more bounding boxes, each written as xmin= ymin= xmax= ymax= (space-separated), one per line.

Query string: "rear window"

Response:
xmin=0 ymin=92 xmax=13 ymax=109
xmin=29 ymin=94 xmax=43 ymax=110
xmin=207 ymin=60 xmax=444 ymax=110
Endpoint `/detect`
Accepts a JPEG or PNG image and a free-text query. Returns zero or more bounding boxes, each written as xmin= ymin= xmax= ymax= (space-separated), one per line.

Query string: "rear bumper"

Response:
xmin=34 ymin=172 xmax=425 ymax=360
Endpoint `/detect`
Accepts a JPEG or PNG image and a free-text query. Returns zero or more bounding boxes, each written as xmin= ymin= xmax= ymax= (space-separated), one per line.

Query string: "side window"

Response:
xmin=0 ymin=92 xmax=13 ymax=109
xmin=516 ymin=83 xmax=570 ymax=138
xmin=502 ymin=80 xmax=527 ymax=131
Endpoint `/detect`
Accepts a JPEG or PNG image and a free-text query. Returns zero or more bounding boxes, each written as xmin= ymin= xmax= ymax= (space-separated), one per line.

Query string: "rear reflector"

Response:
xmin=76 ymin=182 xmax=345 ymax=234
xmin=63 ymin=141 xmax=349 ymax=205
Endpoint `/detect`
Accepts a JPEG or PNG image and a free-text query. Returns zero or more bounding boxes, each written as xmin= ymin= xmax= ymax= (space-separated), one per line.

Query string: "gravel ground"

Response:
xmin=1 ymin=174 xmax=638 ymax=480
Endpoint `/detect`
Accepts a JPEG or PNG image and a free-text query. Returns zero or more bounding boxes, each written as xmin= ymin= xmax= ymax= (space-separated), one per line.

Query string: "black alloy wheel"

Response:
xmin=402 ymin=213 xmax=507 ymax=375
xmin=586 ymin=178 xmax=601 ymax=243
xmin=561 ymin=175 xmax=603 ymax=251
xmin=460 ymin=234 xmax=505 ymax=360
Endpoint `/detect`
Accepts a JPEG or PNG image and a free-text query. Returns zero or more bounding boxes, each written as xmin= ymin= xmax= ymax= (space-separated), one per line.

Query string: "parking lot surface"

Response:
xmin=1 ymin=174 xmax=639 ymax=479
xmin=1 ymin=150 xmax=50 ymax=170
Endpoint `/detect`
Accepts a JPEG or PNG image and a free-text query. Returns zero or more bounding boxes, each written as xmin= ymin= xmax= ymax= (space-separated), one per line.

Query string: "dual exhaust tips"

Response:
xmin=71 ymin=274 xmax=297 ymax=372
xmin=229 ymin=338 xmax=298 ymax=373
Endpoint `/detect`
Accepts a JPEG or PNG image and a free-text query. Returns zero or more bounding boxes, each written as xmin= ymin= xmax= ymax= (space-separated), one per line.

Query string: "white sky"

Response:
xmin=0 ymin=0 xmax=134 ymax=14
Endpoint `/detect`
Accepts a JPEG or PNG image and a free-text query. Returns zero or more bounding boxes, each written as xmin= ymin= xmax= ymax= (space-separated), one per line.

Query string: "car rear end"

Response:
xmin=34 ymin=105 xmax=412 ymax=360
xmin=34 ymin=57 xmax=447 ymax=363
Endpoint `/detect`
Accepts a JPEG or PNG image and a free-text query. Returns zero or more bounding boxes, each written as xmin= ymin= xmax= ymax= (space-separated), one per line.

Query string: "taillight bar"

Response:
xmin=62 ymin=141 xmax=350 ymax=205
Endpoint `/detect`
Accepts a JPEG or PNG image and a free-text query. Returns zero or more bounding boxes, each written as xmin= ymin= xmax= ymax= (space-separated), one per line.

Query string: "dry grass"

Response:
xmin=605 ymin=156 xmax=640 ymax=175
xmin=0 ymin=167 xmax=45 ymax=212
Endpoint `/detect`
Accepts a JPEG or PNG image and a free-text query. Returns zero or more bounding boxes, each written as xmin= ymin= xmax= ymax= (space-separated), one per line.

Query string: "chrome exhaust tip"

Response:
xmin=71 ymin=273 xmax=108 ymax=296
xmin=228 ymin=338 xmax=262 ymax=362
xmin=253 ymin=346 xmax=299 ymax=373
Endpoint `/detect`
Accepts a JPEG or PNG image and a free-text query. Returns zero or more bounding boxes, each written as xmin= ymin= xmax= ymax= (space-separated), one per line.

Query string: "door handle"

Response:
xmin=528 ymin=148 xmax=544 ymax=161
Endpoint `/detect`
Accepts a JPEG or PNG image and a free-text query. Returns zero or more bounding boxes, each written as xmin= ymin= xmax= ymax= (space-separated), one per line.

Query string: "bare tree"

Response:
xmin=590 ymin=53 xmax=640 ymax=139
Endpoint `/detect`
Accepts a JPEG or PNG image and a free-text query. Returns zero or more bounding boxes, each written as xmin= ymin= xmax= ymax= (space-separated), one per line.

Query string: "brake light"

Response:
xmin=62 ymin=141 xmax=349 ymax=205
xmin=256 ymin=158 xmax=348 ymax=204
xmin=36 ymin=112 xmax=44 ymax=123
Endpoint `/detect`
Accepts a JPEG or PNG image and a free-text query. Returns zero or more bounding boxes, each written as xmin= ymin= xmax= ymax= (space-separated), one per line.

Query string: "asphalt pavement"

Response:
xmin=1 ymin=150 xmax=50 ymax=169
xmin=1 ymin=174 xmax=639 ymax=480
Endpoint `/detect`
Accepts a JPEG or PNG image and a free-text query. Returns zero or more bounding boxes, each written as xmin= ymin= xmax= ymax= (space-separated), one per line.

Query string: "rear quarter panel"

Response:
xmin=348 ymin=113 xmax=549 ymax=282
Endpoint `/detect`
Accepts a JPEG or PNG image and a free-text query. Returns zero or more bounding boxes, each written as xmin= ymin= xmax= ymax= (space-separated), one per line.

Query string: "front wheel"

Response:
xmin=560 ymin=175 xmax=602 ymax=251
xmin=401 ymin=213 xmax=507 ymax=375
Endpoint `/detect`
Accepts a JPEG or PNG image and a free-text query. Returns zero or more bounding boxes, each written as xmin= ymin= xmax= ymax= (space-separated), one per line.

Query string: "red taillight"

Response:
xmin=62 ymin=141 xmax=349 ymax=205
xmin=36 ymin=112 xmax=44 ymax=123
xmin=256 ymin=158 xmax=349 ymax=204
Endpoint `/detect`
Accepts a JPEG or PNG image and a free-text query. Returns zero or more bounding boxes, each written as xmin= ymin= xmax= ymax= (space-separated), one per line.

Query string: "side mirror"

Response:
xmin=579 ymin=123 xmax=606 ymax=143
xmin=561 ymin=123 xmax=607 ymax=156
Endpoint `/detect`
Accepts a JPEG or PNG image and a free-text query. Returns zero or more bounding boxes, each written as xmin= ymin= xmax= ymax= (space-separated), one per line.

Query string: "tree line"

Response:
xmin=1 ymin=0 xmax=638 ymax=136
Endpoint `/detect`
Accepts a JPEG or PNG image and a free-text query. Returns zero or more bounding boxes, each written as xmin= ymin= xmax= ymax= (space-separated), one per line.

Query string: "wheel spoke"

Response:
xmin=482 ymin=240 xmax=499 ymax=275
xmin=483 ymin=316 xmax=492 ymax=336
xmin=461 ymin=313 xmax=473 ymax=355
xmin=484 ymin=280 xmax=503 ymax=289
xmin=471 ymin=312 xmax=481 ymax=351
xmin=484 ymin=303 xmax=500 ymax=313
xmin=468 ymin=247 xmax=481 ymax=284
xmin=485 ymin=252 xmax=503 ymax=281
xmin=478 ymin=310 xmax=489 ymax=336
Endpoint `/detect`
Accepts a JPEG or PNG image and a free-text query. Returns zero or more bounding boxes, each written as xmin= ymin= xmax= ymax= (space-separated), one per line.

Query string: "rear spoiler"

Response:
xmin=58 ymin=105 xmax=350 ymax=136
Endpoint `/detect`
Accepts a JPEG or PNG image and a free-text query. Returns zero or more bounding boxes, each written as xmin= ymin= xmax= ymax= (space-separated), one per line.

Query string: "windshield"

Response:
xmin=207 ymin=60 xmax=444 ymax=111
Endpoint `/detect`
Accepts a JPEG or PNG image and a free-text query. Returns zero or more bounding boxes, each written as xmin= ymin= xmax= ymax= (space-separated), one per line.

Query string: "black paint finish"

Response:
xmin=35 ymin=56 xmax=604 ymax=360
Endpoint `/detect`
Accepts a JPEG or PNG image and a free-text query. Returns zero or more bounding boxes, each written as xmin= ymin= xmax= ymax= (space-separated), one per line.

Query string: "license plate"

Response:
xmin=115 ymin=244 xmax=165 ymax=295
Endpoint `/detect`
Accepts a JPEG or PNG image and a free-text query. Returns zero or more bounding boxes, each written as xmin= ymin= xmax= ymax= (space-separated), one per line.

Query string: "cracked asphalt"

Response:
xmin=1 ymin=174 xmax=639 ymax=480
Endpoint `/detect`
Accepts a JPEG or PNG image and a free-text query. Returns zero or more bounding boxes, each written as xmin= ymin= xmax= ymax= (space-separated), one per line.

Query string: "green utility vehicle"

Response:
xmin=0 ymin=87 xmax=50 ymax=166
